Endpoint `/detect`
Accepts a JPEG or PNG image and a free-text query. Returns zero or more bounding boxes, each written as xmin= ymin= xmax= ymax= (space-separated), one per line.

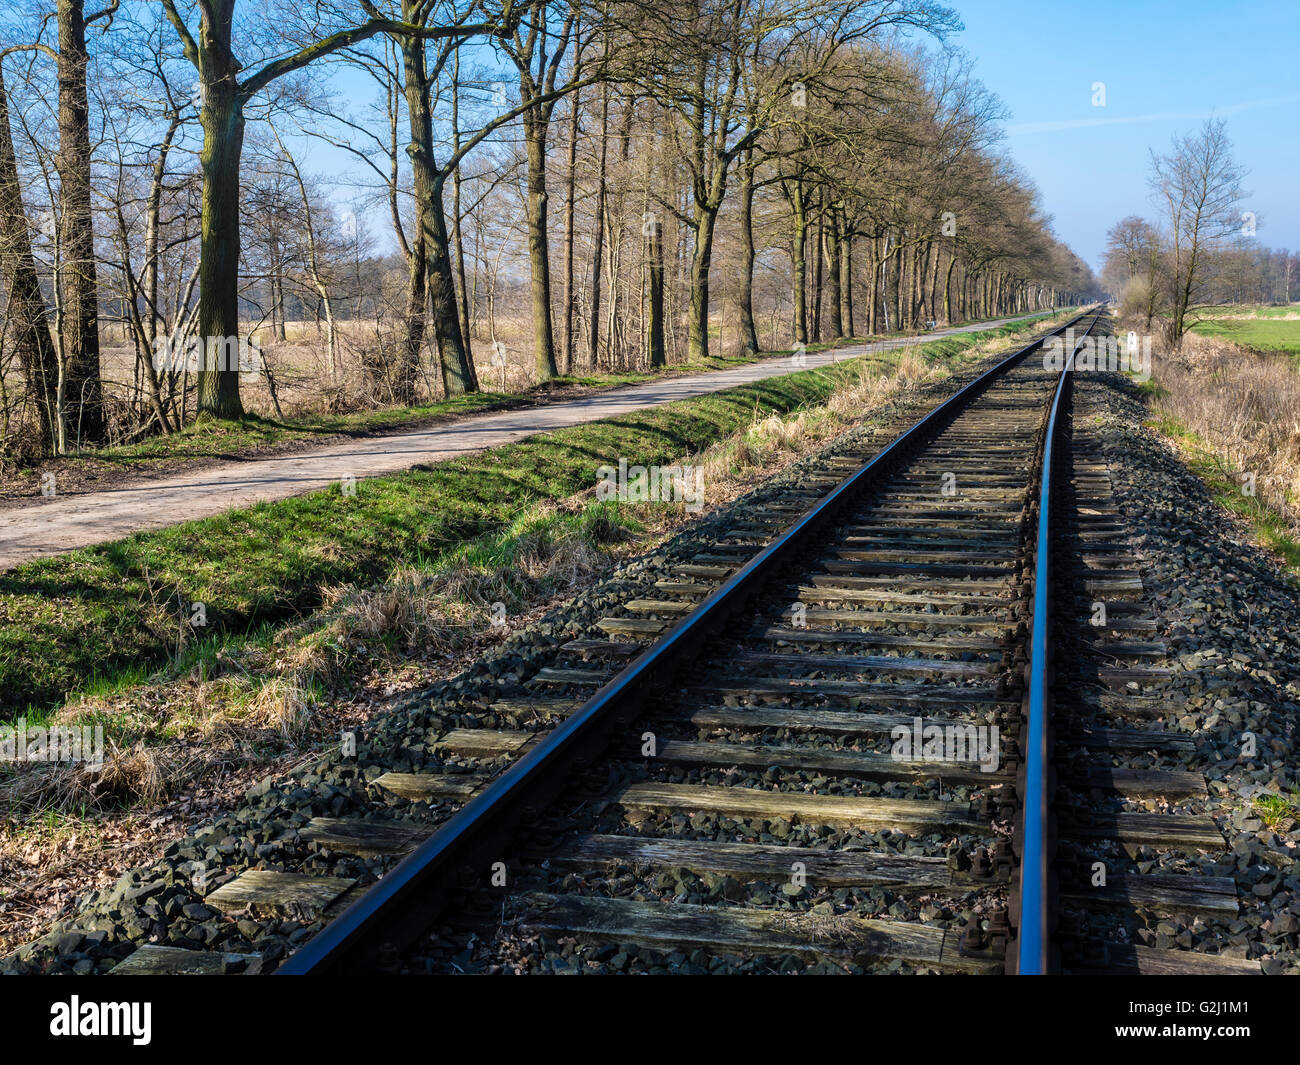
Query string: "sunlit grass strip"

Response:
xmin=1254 ymin=789 xmax=1300 ymax=831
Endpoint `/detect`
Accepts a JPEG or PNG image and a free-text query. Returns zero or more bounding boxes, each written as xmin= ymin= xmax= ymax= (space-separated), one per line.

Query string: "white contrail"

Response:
xmin=1005 ymin=94 xmax=1300 ymax=135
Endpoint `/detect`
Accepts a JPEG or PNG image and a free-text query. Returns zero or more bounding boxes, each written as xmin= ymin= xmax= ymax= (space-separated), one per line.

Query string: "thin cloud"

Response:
xmin=1005 ymin=95 xmax=1300 ymax=135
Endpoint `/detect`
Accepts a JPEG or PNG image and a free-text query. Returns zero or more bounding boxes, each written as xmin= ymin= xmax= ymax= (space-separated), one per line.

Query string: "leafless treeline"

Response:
xmin=1105 ymin=216 xmax=1296 ymax=323
xmin=0 ymin=0 xmax=1095 ymax=459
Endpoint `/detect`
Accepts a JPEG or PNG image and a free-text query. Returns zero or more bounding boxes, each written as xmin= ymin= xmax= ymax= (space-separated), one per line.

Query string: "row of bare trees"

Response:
xmin=0 ymin=0 xmax=1096 ymax=459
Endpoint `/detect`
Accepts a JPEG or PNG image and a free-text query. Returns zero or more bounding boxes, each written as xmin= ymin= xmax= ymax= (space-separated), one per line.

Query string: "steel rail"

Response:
xmin=1012 ymin=309 xmax=1103 ymax=975
xmin=279 ymin=308 xmax=1099 ymax=975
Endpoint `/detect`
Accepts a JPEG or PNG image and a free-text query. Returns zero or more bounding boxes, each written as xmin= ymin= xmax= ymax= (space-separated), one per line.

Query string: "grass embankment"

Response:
xmin=1138 ymin=324 xmax=1300 ymax=578
xmin=0 ymin=314 xmax=1062 ymax=726
xmin=1147 ymin=408 xmax=1300 ymax=573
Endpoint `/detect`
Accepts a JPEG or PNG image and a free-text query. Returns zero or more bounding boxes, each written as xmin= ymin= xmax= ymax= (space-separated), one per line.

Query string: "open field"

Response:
xmin=1195 ymin=304 xmax=1300 ymax=319
xmin=1188 ymin=305 xmax=1300 ymax=358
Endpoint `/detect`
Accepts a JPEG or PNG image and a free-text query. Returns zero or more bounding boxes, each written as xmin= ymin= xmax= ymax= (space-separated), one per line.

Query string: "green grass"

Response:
xmin=1188 ymin=308 xmax=1300 ymax=360
xmin=1196 ymin=304 xmax=1300 ymax=319
xmin=0 ymin=316 xmax=1054 ymax=721
xmin=1254 ymin=789 xmax=1300 ymax=830
xmin=1147 ymin=412 xmax=1300 ymax=576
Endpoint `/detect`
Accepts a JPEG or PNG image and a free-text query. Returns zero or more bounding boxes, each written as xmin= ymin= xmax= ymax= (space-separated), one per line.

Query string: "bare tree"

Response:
xmin=0 ymin=59 xmax=60 ymax=450
xmin=1149 ymin=118 xmax=1246 ymax=346
xmin=158 ymin=0 xmax=512 ymax=418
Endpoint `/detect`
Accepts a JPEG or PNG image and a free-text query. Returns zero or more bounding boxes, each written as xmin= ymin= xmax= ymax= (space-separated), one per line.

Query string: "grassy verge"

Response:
xmin=1254 ymin=789 xmax=1300 ymax=832
xmin=0 ymin=314 xmax=1060 ymax=722
xmin=0 ymin=496 xmax=653 ymax=812
xmin=1135 ymin=322 xmax=1300 ymax=579
xmin=1146 ymin=410 xmax=1300 ymax=575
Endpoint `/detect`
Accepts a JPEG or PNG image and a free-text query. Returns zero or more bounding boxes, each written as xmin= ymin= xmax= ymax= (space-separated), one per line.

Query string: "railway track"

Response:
xmin=95 ymin=305 xmax=1262 ymax=977
xmin=1045 ymin=375 xmax=1261 ymax=975
xmin=260 ymin=302 xmax=1255 ymax=977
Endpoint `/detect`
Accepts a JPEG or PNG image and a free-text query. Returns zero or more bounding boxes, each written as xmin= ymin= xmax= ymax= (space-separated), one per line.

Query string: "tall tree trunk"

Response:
xmin=196 ymin=59 xmax=247 ymax=419
xmin=399 ymin=25 xmax=476 ymax=399
xmin=686 ymin=203 xmax=717 ymax=361
xmin=560 ymin=85 xmax=580 ymax=372
xmin=56 ymin=0 xmax=104 ymax=442
xmin=894 ymin=237 xmax=905 ymax=332
xmin=427 ymin=172 xmax=476 ymax=394
xmin=840 ymin=222 xmax=853 ymax=337
xmin=586 ymin=83 xmax=609 ymax=371
xmin=910 ymin=240 xmax=923 ymax=324
xmin=0 ymin=64 xmax=59 ymax=449
xmin=645 ymin=216 xmax=665 ymax=367
xmin=790 ymin=186 xmax=808 ymax=345
xmin=605 ymin=105 xmax=633 ymax=369
xmin=451 ymin=51 xmax=472 ymax=354
xmin=810 ymin=194 xmax=823 ymax=340
xmin=925 ymin=241 xmax=939 ymax=321
xmin=868 ymin=235 xmax=880 ymax=335
xmin=736 ymin=148 xmax=759 ymax=358
xmin=395 ymin=31 xmax=431 ymax=403
xmin=943 ymin=251 xmax=957 ymax=324
xmin=523 ymin=113 xmax=558 ymax=380
xmin=825 ymin=207 xmax=842 ymax=340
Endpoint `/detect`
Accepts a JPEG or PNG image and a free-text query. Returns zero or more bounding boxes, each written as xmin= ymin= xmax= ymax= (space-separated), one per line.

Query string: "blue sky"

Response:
xmin=298 ymin=1 xmax=1296 ymax=273
xmin=947 ymin=0 xmax=1300 ymax=270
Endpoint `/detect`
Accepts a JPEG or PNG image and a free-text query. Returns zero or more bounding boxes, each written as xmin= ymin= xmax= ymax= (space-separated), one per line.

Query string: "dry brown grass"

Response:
xmin=78 ymin=316 xmax=546 ymax=427
xmin=701 ymin=347 xmax=938 ymax=487
xmin=0 ymin=740 xmax=166 ymax=817
xmin=274 ymin=499 xmax=636 ymax=689
xmin=1149 ymin=331 xmax=1300 ymax=530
